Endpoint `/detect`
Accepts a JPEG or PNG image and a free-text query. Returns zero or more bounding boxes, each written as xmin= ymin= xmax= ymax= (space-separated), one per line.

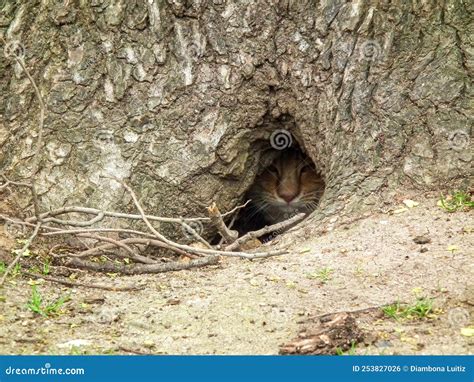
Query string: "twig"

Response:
xmin=207 ymin=202 xmax=238 ymax=244
xmin=78 ymin=233 xmax=137 ymax=256
xmin=45 ymin=228 xmax=196 ymax=258
xmin=23 ymin=271 xmax=144 ymax=292
xmin=221 ymin=199 xmax=251 ymax=216
xmin=14 ymin=57 xmax=45 ymax=174
xmin=225 ymin=213 xmax=306 ymax=251
xmin=69 ymin=237 xmax=194 ymax=260
xmin=63 ymin=255 xmax=220 ymax=274
xmin=25 ymin=201 xmax=252 ymax=225
xmin=0 ymin=214 xmax=48 ymax=230
xmin=0 ymin=39 xmax=283 ymax=277
xmin=39 ymin=212 xmax=106 ymax=227
xmin=42 ymin=227 xmax=158 ymax=237
xmin=0 ymin=175 xmax=32 ymax=190
xmin=25 ymin=205 xmax=245 ymax=225
xmin=218 ymin=212 xmax=238 ymax=246
xmin=279 ymin=313 xmax=364 ymax=355
xmin=76 ymin=234 xmax=158 ymax=264
xmin=0 ymin=222 xmax=41 ymax=286
xmin=180 ymin=219 xmax=212 ymax=249
xmin=118 ymin=346 xmax=152 ymax=355
xmin=27 ymin=207 xmax=187 ymax=224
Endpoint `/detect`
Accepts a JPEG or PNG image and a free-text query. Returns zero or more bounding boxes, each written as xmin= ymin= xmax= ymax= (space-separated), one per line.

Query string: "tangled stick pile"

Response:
xmin=0 ymin=175 xmax=304 ymax=284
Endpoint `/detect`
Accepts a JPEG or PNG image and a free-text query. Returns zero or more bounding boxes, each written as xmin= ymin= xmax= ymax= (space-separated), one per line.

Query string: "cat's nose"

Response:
xmin=279 ymin=190 xmax=298 ymax=203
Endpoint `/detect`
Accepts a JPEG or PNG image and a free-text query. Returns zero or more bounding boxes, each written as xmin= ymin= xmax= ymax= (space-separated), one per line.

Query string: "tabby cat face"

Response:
xmin=248 ymin=150 xmax=324 ymax=224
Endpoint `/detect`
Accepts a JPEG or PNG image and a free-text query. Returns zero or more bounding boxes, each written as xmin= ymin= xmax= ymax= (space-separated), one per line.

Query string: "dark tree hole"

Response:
xmin=232 ymin=140 xmax=326 ymax=243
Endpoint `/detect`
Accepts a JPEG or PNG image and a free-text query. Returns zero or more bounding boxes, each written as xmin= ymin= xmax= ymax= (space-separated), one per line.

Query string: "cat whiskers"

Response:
xmin=246 ymin=194 xmax=272 ymax=220
xmin=298 ymin=193 xmax=323 ymax=210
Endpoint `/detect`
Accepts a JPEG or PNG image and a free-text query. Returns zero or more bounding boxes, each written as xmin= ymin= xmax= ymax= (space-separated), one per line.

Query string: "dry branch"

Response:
xmin=40 ymin=213 xmax=106 ymax=227
xmin=64 ymin=255 xmax=220 ymax=274
xmin=75 ymin=234 xmax=158 ymax=264
xmin=79 ymin=234 xmax=139 ymax=257
xmin=68 ymin=237 xmax=194 ymax=260
xmin=207 ymin=202 xmax=238 ymax=244
xmin=180 ymin=220 xmax=213 ymax=249
xmin=25 ymin=205 xmax=245 ymax=225
xmin=225 ymin=213 xmax=306 ymax=251
xmin=43 ymin=227 xmax=158 ymax=237
xmin=0 ymin=175 xmax=32 ymax=190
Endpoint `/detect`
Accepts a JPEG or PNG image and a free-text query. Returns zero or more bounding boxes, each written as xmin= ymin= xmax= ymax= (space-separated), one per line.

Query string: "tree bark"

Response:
xmin=0 ymin=0 xmax=471 ymax=234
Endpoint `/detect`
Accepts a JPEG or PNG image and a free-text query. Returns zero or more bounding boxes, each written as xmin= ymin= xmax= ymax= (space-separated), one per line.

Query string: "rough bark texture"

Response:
xmin=0 ymin=0 xmax=472 ymax=234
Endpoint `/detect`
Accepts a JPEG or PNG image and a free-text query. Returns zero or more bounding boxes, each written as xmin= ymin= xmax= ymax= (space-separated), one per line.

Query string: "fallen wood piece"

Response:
xmin=207 ymin=202 xmax=239 ymax=244
xmin=225 ymin=213 xmax=306 ymax=251
xmin=63 ymin=255 xmax=219 ymax=274
xmin=279 ymin=312 xmax=364 ymax=355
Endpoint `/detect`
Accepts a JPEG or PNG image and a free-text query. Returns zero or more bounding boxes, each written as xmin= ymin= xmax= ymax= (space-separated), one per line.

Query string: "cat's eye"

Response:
xmin=300 ymin=164 xmax=313 ymax=174
xmin=267 ymin=165 xmax=279 ymax=176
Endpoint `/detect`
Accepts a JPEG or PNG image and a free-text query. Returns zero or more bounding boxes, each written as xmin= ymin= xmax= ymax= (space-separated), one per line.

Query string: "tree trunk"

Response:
xmin=0 ymin=0 xmax=471 ymax=235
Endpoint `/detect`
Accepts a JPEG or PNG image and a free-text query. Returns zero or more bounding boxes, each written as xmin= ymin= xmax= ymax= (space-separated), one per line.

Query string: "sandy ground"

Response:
xmin=0 ymin=197 xmax=472 ymax=355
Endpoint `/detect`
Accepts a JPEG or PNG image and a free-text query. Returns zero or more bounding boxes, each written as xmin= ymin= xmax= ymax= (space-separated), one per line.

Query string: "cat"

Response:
xmin=247 ymin=149 xmax=325 ymax=225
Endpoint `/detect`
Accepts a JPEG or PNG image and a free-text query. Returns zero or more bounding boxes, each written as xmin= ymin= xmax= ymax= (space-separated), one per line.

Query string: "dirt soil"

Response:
xmin=0 ymin=197 xmax=472 ymax=355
